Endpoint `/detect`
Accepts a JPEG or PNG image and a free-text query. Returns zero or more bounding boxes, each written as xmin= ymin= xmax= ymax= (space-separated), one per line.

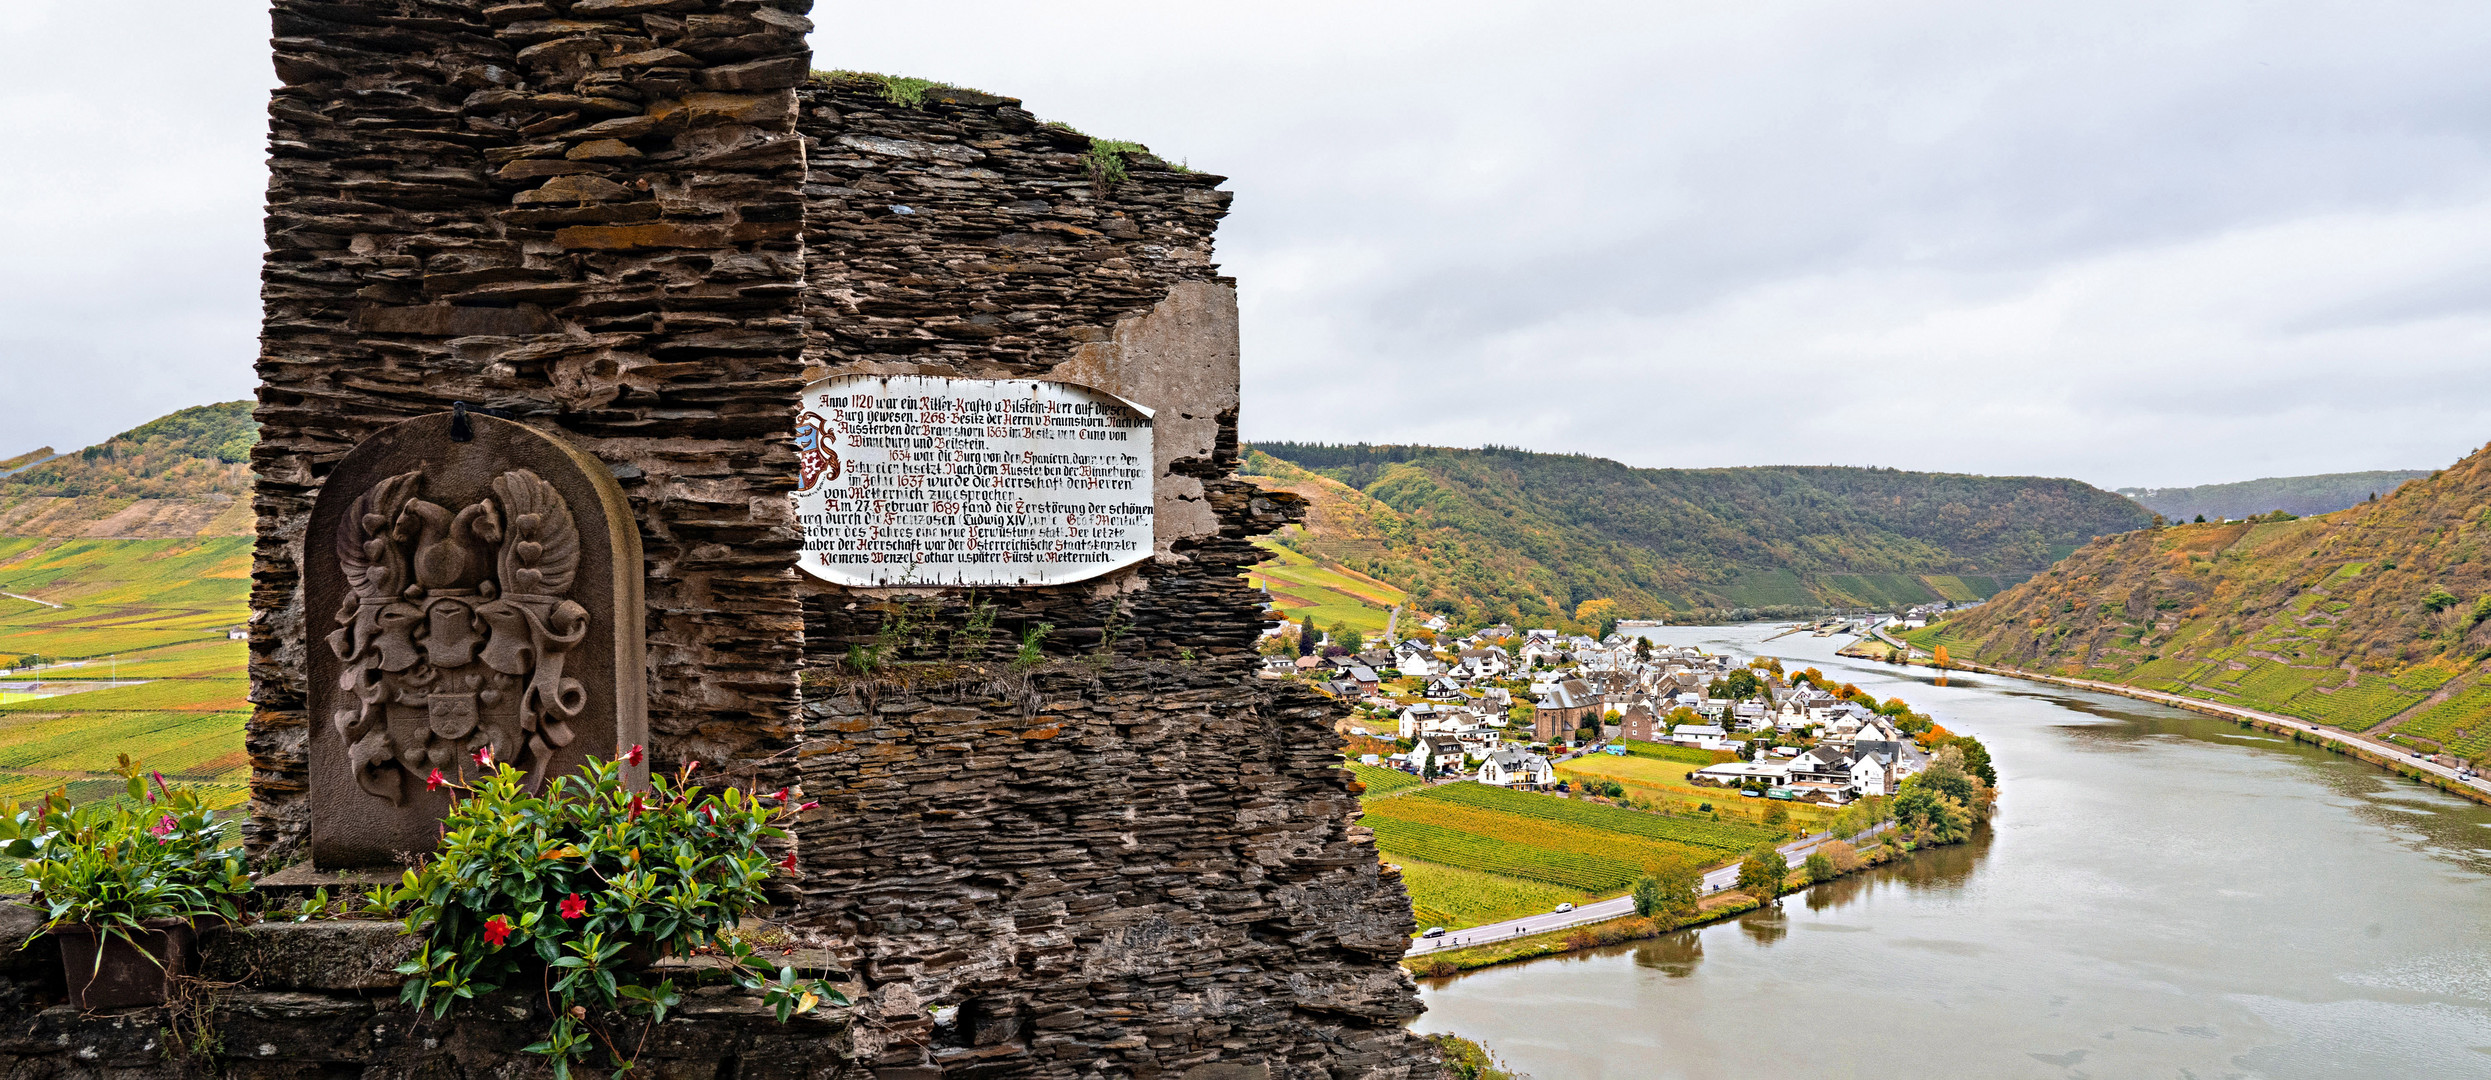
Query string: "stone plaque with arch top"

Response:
xmin=304 ymin=410 xmax=646 ymax=868
xmin=792 ymin=375 xmax=1156 ymax=587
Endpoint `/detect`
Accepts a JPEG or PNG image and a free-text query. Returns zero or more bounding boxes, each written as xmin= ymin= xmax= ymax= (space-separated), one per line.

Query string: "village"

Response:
xmin=1261 ymin=618 xmax=1936 ymax=805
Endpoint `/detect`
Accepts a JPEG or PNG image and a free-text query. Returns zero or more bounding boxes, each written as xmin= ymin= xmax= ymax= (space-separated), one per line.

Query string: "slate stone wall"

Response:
xmin=235 ymin=3 xmax=1437 ymax=1075
xmin=778 ymin=80 xmax=1433 ymax=1077
xmin=249 ymin=0 xmax=819 ymax=860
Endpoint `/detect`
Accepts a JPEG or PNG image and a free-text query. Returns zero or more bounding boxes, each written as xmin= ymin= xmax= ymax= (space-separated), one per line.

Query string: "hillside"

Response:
xmin=0 ymin=404 xmax=261 ymax=806
xmin=2118 ymin=470 xmax=2432 ymax=522
xmin=0 ymin=402 xmax=257 ymax=539
xmin=1244 ymin=444 xmax=2151 ymax=626
xmin=1917 ymin=443 xmax=2491 ymax=764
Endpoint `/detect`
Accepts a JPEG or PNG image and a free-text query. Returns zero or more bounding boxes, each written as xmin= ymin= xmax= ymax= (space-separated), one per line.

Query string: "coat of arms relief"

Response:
xmin=324 ymin=467 xmax=591 ymax=802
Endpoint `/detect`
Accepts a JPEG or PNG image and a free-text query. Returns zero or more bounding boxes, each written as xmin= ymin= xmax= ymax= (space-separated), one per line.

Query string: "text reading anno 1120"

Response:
xmin=791 ymin=375 xmax=1156 ymax=587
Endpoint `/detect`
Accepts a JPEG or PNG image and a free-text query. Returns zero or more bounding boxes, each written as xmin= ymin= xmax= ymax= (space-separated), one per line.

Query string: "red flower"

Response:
xmin=473 ymin=745 xmax=495 ymax=768
xmin=426 ymin=768 xmax=446 ymax=791
xmin=778 ymin=850 xmax=799 ymax=872
xmin=795 ymin=801 xmax=819 ymax=813
xmin=769 ymin=788 xmax=789 ymax=804
xmin=482 ymin=915 xmax=514 ymax=947
xmin=683 ymin=760 xmax=700 ymax=777
xmin=149 ymin=814 xmax=176 ymax=838
xmin=624 ymin=744 xmax=645 ymax=766
xmin=559 ymin=893 xmax=587 ymax=920
xmin=627 ymin=793 xmax=646 ymax=820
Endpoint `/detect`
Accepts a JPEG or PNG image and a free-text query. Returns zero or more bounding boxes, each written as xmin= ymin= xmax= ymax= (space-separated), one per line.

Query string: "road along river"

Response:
xmin=1410 ymin=623 xmax=2491 ymax=1079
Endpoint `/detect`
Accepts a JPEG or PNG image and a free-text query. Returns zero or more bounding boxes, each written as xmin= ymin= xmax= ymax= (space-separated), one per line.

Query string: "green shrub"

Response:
xmin=378 ymin=752 xmax=841 ymax=1078
xmin=0 ymin=755 xmax=249 ymax=942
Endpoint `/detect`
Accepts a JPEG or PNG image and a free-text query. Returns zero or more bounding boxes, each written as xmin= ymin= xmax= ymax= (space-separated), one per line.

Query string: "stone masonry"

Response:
xmin=0 ymin=3 xmax=1449 ymax=1078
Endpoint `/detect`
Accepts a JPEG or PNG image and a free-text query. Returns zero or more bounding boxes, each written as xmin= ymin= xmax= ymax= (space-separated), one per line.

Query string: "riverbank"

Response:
xmin=1867 ymin=625 xmax=2491 ymax=809
xmin=1412 ymin=621 xmax=2491 ymax=1077
xmin=1404 ymin=834 xmax=1914 ymax=976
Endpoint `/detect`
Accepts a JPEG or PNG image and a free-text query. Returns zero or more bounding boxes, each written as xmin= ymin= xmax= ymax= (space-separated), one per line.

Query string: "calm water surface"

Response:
xmin=1411 ymin=624 xmax=2491 ymax=1079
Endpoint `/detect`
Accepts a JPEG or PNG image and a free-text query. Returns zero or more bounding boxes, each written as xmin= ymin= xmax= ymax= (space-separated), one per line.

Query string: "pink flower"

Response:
xmin=472 ymin=745 xmax=495 ymax=768
xmin=149 ymin=814 xmax=176 ymax=838
xmin=482 ymin=915 xmax=514 ymax=947
xmin=426 ymin=769 xmax=446 ymax=791
xmin=624 ymin=744 xmax=645 ymax=767
xmin=559 ymin=893 xmax=587 ymax=920
xmin=769 ymin=788 xmax=789 ymax=804
xmin=794 ymin=801 xmax=819 ymax=813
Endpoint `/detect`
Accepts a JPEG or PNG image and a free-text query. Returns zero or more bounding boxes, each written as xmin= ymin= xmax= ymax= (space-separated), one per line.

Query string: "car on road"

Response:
xmin=1421 ymin=927 xmax=1446 ymax=938
xmin=1553 ymin=903 xmax=1575 ymax=913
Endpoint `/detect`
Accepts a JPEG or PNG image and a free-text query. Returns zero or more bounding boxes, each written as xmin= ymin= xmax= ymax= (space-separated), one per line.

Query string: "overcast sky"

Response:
xmin=5 ymin=2 xmax=2488 ymax=489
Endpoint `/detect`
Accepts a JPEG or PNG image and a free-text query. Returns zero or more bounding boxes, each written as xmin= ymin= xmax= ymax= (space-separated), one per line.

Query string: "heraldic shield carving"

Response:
xmin=305 ymin=412 xmax=646 ymax=867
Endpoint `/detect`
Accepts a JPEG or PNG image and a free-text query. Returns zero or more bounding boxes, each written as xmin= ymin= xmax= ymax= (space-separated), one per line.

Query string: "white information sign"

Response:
xmin=792 ymin=375 xmax=1156 ymax=587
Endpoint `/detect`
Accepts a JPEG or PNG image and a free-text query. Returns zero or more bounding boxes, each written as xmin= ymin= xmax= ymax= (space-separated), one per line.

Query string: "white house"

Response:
xmin=1477 ymin=747 xmax=1555 ymax=790
xmin=1458 ymin=649 xmax=1513 ymax=679
xmin=1393 ymin=641 xmax=1439 ymax=678
xmin=1413 ymin=736 xmax=1467 ymax=777
xmin=1690 ymin=760 xmax=1793 ymax=787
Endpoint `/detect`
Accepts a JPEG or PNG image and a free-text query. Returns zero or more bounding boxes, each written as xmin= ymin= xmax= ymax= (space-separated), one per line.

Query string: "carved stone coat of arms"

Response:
xmin=326 ymin=467 xmax=589 ymax=800
xmin=303 ymin=411 xmax=645 ymax=867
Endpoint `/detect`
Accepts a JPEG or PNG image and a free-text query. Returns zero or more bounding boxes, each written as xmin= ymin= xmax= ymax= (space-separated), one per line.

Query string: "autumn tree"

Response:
xmin=1632 ymin=874 xmax=1664 ymax=917
xmin=1932 ymin=644 xmax=1952 ymax=669
xmin=1574 ymin=597 xmax=1620 ymax=638
xmin=1737 ymin=844 xmax=1789 ymax=900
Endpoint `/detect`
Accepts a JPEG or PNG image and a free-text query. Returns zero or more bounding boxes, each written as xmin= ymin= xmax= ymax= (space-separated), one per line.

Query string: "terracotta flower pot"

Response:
xmin=53 ymin=920 xmax=194 ymax=1010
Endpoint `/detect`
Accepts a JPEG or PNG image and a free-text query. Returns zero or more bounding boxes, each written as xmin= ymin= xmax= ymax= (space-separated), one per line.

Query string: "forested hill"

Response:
xmin=1243 ymin=443 xmax=2152 ymax=625
xmin=1917 ymin=442 xmax=2491 ymax=763
xmin=2118 ymin=470 xmax=2432 ymax=522
xmin=0 ymin=402 xmax=258 ymax=538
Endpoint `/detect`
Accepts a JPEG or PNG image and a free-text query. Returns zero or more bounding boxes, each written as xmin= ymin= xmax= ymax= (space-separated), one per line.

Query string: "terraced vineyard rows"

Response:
xmin=1415 ymin=780 xmax=1779 ymax=852
xmin=1394 ymin=857 xmax=1597 ymax=930
xmin=0 ymin=538 xmax=249 ymax=806
xmin=1364 ymin=816 xmax=1645 ymax=892
xmin=1348 ymin=763 xmax=1421 ymax=796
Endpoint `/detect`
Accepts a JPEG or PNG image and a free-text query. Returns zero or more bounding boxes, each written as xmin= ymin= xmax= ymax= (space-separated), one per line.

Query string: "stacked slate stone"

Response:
xmin=251 ymin=0 xmax=817 ymax=860
xmin=154 ymin=1 xmax=1449 ymax=1077
xmin=784 ymin=80 xmax=1433 ymax=1075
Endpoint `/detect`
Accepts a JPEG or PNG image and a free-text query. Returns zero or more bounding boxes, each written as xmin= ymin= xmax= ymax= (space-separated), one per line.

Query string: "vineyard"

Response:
xmin=0 ymin=538 xmax=251 ymax=665
xmin=1619 ymin=739 xmax=1732 ymax=766
xmin=1363 ymin=815 xmax=1652 ymax=892
xmin=0 ymin=537 xmax=249 ymax=807
xmin=1413 ymin=781 xmax=1779 ymax=853
xmin=1348 ymin=763 xmax=1421 ymax=796
xmin=1392 ymin=857 xmax=1596 ymax=931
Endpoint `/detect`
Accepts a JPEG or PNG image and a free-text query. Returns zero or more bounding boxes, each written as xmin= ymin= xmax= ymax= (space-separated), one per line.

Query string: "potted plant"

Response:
xmin=376 ymin=747 xmax=843 ymax=1079
xmin=0 ymin=756 xmax=251 ymax=1009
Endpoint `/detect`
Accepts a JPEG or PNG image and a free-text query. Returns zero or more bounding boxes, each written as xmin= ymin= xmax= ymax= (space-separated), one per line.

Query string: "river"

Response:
xmin=1409 ymin=623 xmax=2491 ymax=1078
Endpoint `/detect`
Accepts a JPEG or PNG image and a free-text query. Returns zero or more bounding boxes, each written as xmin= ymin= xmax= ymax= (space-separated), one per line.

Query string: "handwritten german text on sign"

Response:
xmin=793 ymin=375 xmax=1155 ymax=587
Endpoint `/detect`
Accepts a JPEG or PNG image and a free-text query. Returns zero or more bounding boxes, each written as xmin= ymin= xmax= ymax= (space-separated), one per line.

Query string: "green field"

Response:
xmin=1363 ymin=780 xmax=1779 ymax=927
xmin=1394 ymin=857 xmax=1596 ymax=932
xmin=0 ymin=538 xmax=249 ymax=806
xmin=1349 ymin=763 xmax=1421 ymax=796
xmin=1417 ymin=781 xmax=1778 ymax=853
xmin=1617 ymin=739 xmax=1729 ymax=766
xmin=1245 ymin=541 xmax=1407 ymax=635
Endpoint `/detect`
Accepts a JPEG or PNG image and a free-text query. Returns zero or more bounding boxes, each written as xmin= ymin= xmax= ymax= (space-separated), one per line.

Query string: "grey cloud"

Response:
xmin=4 ymin=2 xmax=2486 ymax=492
